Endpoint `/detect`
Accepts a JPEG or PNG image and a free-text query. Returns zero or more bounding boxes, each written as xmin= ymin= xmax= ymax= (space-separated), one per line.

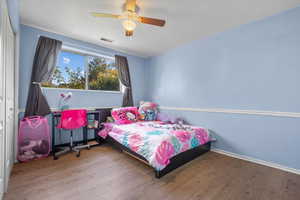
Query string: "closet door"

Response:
xmin=4 ymin=4 xmax=15 ymax=191
xmin=0 ymin=0 xmax=6 ymax=197
xmin=0 ymin=0 xmax=15 ymax=196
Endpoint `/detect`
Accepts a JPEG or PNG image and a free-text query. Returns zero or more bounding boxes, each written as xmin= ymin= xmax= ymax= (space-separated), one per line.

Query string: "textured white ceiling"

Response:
xmin=20 ymin=0 xmax=300 ymax=57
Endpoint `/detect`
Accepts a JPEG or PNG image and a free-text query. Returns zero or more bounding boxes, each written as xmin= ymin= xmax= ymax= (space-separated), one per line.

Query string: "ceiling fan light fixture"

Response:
xmin=125 ymin=30 xmax=133 ymax=37
xmin=91 ymin=0 xmax=166 ymax=36
xmin=122 ymin=19 xmax=136 ymax=31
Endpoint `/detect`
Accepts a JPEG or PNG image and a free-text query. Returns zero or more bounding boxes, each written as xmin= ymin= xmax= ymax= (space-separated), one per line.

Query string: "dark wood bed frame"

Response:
xmin=96 ymin=108 xmax=211 ymax=178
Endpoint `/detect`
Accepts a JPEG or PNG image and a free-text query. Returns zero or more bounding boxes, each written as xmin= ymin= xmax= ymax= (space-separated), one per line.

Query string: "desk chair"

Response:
xmin=56 ymin=109 xmax=90 ymax=158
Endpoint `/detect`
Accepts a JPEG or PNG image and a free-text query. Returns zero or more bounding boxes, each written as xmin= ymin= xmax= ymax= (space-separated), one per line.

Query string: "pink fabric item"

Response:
xmin=111 ymin=107 xmax=139 ymax=124
xmin=18 ymin=116 xmax=50 ymax=162
xmin=129 ymin=134 xmax=142 ymax=152
xmin=195 ymin=128 xmax=210 ymax=144
xmin=171 ymin=130 xmax=191 ymax=143
xmin=155 ymin=141 xmax=175 ymax=166
xmin=98 ymin=121 xmax=211 ymax=170
xmin=181 ymin=143 xmax=190 ymax=153
xmin=98 ymin=123 xmax=113 ymax=138
xmin=57 ymin=109 xmax=87 ymax=130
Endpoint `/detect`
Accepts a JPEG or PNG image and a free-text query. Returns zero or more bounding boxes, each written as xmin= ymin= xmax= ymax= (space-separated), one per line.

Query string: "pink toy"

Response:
xmin=18 ymin=116 xmax=51 ymax=162
xmin=138 ymin=101 xmax=158 ymax=121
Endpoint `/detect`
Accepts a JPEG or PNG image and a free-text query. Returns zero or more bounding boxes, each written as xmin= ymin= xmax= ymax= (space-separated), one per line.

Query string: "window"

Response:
xmin=42 ymin=49 xmax=120 ymax=92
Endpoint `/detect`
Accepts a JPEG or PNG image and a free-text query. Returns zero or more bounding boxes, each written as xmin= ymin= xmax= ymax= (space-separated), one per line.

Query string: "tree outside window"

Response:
xmin=42 ymin=50 xmax=120 ymax=91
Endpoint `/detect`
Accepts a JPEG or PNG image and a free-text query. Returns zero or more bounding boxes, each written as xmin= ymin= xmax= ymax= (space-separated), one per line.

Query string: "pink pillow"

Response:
xmin=111 ymin=107 xmax=139 ymax=124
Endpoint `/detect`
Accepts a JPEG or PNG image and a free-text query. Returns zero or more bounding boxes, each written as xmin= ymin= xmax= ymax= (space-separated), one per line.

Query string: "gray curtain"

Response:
xmin=24 ymin=36 xmax=62 ymax=117
xmin=115 ymin=55 xmax=133 ymax=107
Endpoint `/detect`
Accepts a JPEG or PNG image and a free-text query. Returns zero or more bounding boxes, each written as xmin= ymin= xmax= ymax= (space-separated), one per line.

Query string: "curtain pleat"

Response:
xmin=24 ymin=36 xmax=62 ymax=117
xmin=115 ymin=55 xmax=133 ymax=107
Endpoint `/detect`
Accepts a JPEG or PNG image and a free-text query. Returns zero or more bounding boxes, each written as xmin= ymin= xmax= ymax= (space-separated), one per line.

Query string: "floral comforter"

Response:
xmin=98 ymin=121 xmax=211 ymax=170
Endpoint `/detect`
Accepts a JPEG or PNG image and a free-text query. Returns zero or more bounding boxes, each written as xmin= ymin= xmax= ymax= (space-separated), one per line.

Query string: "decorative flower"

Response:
xmin=191 ymin=136 xmax=199 ymax=148
xmin=58 ymin=92 xmax=72 ymax=110
xmin=181 ymin=143 xmax=189 ymax=152
xmin=195 ymin=128 xmax=210 ymax=145
xmin=129 ymin=134 xmax=142 ymax=152
xmin=155 ymin=141 xmax=175 ymax=166
xmin=171 ymin=130 xmax=191 ymax=143
xmin=171 ymin=137 xmax=181 ymax=154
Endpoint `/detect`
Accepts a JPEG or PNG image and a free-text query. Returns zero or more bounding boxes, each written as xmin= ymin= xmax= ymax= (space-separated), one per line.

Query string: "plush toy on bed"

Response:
xmin=106 ymin=116 xmax=115 ymax=123
xmin=157 ymin=112 xmax=175 ymax=123
xmin=138 ymin=101 xmax=158 ymax=121
xmin=111 ymin=107 xmax=139 ymax=124
xmin=157 ymin=112 xmax=187 ymax=124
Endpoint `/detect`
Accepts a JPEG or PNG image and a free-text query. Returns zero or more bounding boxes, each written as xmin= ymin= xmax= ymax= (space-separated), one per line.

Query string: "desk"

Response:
xmin=51 ymin=110 xmax=101 ymax=159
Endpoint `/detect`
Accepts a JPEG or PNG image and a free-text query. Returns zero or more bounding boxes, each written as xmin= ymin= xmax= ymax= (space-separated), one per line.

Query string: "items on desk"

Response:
xmin=87 ymin=120 xmax=99 ymax=129
xmin=58 ymin=92 xmax=72 ymax=110
xmin=18 ymin=116 xmax=51 ymax=162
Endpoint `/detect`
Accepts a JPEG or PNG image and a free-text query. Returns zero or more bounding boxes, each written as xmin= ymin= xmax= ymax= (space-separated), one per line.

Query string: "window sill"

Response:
xmin=41 ymin=87 xmax=122 ymax=94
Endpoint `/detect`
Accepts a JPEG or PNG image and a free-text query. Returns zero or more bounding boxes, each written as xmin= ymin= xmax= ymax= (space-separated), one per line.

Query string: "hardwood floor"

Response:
xmin=5 ymin=144 xmax=300 ymax=200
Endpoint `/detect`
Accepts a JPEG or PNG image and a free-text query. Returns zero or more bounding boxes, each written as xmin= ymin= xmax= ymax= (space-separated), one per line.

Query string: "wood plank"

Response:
xmin=4 ymin=145 xmax=300 ymax=200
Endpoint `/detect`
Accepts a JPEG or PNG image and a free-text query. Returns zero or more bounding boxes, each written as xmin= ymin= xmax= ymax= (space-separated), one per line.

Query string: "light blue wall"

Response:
xmin=6 ymin=0 xmax=19 ymax=33
xmin=19 ymin=25 xmax=148 ymax=145
xmin=18 ymin=6 xmax=300 ymax=169
xmin=19 ymin=25 xmax=148 ymax=110
xmin=146 ymin=7 xmax=300 ymax=170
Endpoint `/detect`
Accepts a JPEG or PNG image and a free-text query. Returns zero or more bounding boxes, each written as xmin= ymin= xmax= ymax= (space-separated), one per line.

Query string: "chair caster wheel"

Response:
xmin=76 ymin=152 xmax=80 ymax=157
xmin=54 ymin=156 xmax=58 ymax=160
xmin=87 ymin=146 xmax=91 ymax=150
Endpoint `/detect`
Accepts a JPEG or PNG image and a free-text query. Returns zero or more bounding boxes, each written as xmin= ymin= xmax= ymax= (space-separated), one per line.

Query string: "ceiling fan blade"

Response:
xmin=139 ymin=17 xmax=166 ymax=27
xmin=126 ymin=0 xmax=136 ymax=12
xmin=91 ymin=12 xmax=121 ymax=19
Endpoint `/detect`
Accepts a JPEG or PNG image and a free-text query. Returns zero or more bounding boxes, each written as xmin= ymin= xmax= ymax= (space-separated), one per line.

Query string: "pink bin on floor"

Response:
xmin=18 ymin=116 xmax=51 ymax=162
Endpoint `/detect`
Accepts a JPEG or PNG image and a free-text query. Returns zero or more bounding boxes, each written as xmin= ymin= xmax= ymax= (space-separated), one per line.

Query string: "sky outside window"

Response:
xmin=57 ymin=51 xmax=85 ymax=83
xmin=42 ymin=50 xmax=119 ymax=91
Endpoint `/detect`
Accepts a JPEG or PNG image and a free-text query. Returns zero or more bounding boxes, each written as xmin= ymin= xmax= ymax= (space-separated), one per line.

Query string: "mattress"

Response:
xmin=98 ymin=121 xmax=211 ymax=170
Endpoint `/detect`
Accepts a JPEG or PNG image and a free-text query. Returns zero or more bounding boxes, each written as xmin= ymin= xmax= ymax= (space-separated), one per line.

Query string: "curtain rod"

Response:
xmin=36 ymin=35 xmax=115 ymax=60
xmin=62 ymin=43 xmax=115 ymax=60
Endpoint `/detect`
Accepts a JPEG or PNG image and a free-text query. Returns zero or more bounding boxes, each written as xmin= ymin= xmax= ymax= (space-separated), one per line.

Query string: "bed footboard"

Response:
xmin=155 ymin=142 xmax=211 ymax=178
xmin=96 ymin=108 xmax=211 ymax=178
xmin=106 ymin=135 xmax=211 ymax=179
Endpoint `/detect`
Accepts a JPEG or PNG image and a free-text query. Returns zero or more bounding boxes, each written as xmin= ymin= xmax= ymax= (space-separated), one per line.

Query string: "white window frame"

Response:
xmin=42 ymin=45 xmax=121 ymax=93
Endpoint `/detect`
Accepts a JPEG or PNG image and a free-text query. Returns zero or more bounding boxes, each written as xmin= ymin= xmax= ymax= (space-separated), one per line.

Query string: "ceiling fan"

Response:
xmin=91 ymin=0 xmax=166 ymax=37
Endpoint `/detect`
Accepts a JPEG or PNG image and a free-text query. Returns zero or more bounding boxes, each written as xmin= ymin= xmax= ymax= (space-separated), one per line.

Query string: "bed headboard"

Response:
xmin=96 ymin=108 xmax=112 ymax=123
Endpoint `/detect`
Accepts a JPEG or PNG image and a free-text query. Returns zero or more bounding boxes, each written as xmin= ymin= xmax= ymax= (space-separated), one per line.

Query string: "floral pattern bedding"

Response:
xmin=98 ymin=121 xmax=211 ymax=170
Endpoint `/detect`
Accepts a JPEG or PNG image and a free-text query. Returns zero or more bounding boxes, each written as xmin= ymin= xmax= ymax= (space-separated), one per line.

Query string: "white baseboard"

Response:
xmin=0 ymin=178 xmax=3 ymax=200
xmin=211 ymin=148 xmax=300 ymax=175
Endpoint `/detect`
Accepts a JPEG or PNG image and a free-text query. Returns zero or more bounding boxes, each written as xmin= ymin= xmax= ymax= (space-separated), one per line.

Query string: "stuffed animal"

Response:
xmin=138 ymin=102 xmax=158 ymax=121
xmin=20 ymin=140 xmax=49 ymax=155
xmin=106 ymin=116 xmax=115 ymax=123
xmin=32 ymin=140 xmax=49 ymax=154
xmin=126 ymin=112 xmax=137 ymax=121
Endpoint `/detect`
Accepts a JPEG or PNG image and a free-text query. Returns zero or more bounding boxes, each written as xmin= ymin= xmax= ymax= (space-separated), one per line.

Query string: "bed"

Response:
xmin=96 ymin=108 xmax=212 ymax=178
